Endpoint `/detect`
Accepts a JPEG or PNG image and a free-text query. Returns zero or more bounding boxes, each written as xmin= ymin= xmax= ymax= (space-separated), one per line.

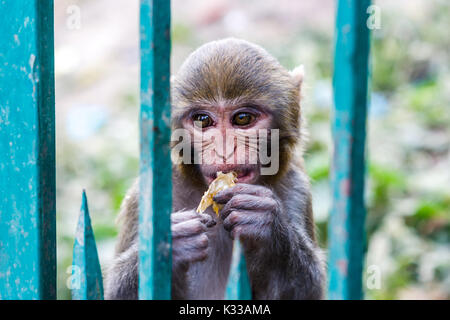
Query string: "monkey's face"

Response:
xmin=181 ymin=103 xmax=274 ymax=185
xmin=172 ymin=39 xmax=303 ymax=185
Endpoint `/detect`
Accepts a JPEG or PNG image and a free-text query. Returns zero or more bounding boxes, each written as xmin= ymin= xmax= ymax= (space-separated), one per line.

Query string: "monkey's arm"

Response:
xmin=250 ymin=206 xmax=325 ymax=300
xmin=104 ymin=203 xmax=215 ymax=300
xmin=103 ymin=238 xmax=193 ymax=300
xmin=104 ymin=242 xmax=139 ymax=300
xmin=214 ymin=183 xmax=325 ymax=300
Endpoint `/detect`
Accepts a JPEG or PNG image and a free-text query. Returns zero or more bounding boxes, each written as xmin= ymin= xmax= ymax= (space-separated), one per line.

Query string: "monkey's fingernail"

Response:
xmin=214 ymin=191 xmax=233 ymax=204
xmin=206 ymin=220 xmax=216 ymax=227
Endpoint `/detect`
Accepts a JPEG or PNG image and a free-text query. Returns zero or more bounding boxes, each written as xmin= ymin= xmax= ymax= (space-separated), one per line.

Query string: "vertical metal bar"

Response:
xmin=72 ymin=191 xmax=104 ymax=300
xmin=139 ymin=0 xmax=172 ymax=300
xmin=0 ymin=0 xmax=56 ymax=300
xmin=225 ymin=241 xmax=252 ymax=300
xmin=328 ymin=0 xmax=371 ymax=300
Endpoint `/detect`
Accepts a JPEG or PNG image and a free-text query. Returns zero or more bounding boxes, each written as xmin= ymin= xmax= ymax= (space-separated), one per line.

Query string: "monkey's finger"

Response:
xmin=172 ymin=234 xmax=209 ymax=264
xmin=171 ymin=210 xmax=199 ymax=224
xmin=173 ymin=250 xmax=208 ymax=265
xmin=213 ymin=190 xmax=234 ymax=204
xmin=189 ymin=250 xmax=208 ymax=263
xmin=219 ymin=194 xmax=277 ymax=220
xmin=172 ymin=219 xmax=207 ymax=239
xmin=199 ymin=213 xmax=216 ymax=227
xmin=173 ymin=245 xmax=208 ymax=265
xmin=173 ymin=233 xmax=209 ymax=251
xmin=226 ymin=220 xmax=272 ymax=242
xmin=222 ymin=210 xmax=269 ymax=232
xmin=214 ymin=184 xmax=272 ymax=203
xmin=171 ymin=210 xmax=216 ymax=227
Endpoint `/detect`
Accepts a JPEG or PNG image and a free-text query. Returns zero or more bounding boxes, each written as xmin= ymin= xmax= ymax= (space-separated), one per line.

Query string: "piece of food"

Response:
xmin=196 ymin=171 xmax=237 ymax=216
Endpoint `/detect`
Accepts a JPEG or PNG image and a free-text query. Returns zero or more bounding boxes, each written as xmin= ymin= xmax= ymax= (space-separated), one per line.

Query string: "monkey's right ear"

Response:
xmin=289 ymin=65 xmax=305 ymax=94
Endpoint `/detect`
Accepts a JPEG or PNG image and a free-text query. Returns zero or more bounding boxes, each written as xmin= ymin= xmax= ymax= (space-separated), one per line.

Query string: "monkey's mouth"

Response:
xmin=203 ymin=166 xmax=257 ymax=185
xmin=234 ymin=168 xmax=257 ymax=183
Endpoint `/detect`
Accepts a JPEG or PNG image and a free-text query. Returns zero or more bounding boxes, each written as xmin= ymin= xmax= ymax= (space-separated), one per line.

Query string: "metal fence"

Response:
xmin=0 ymin=0 xmax=370 ymax=300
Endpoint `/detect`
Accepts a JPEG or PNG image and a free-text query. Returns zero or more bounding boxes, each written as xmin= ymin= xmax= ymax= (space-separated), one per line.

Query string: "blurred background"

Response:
xmin=54 ymin=0 xmax=450 ymax=299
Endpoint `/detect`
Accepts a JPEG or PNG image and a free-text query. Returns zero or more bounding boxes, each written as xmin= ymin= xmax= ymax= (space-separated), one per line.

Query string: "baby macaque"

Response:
xmin=104 ymin=38 xmax=325 ymax=300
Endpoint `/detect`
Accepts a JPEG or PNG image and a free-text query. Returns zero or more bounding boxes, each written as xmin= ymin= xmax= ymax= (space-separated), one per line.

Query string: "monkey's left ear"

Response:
xmin=289 ymin=64 xmax=305 ymax=94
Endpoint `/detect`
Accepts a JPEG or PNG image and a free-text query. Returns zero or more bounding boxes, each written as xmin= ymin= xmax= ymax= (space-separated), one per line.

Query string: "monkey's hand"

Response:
xmin=171 ymin=210 xmax=216 ymax=272
xmin=213 ymin=184 xmax=279 ymax=244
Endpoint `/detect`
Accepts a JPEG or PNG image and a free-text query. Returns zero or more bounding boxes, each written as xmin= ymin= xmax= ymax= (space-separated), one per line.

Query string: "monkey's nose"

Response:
xmin=215 ymin=143 xmax=236 ymax=163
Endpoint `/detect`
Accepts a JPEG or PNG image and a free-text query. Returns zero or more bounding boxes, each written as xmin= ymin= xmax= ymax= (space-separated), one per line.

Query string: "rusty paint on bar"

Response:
xmin=139 ymin=0 xmax=172 ymax=300
xmin=71 ymin=191 xmax=104 ymax=300
xmin=225 ymin=241 xmax=252 ymax=300
xmin=328 ymin=0 xmax=371 ymax=300
xmin=0 ymin=0 xmax=56 ymax=300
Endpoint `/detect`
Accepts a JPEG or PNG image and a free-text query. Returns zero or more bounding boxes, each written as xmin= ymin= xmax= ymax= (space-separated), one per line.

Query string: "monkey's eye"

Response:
xmin=232 ymin=112 xmax=255 ymax=126
xmin=193 ymin=114 xmax=213 ymax=128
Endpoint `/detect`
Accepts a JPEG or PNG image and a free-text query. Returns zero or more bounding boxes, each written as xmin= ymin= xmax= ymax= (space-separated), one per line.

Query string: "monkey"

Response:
xmin=104 ymin=38 xmax=325 ymax=300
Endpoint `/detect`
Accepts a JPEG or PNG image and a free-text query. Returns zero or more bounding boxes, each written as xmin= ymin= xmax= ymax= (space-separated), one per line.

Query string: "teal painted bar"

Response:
xmin=0 ymin=0 xmax=56 ymax=300
xmin=328 ymin=0 xmax=371 ymax=300
xmin=225 ymin=241 xmax=252 ymax=300
xmin=138 ymin=0 xmax=172 ymax=300
xmin=71 ymin=191 xmax=104 ymax=300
